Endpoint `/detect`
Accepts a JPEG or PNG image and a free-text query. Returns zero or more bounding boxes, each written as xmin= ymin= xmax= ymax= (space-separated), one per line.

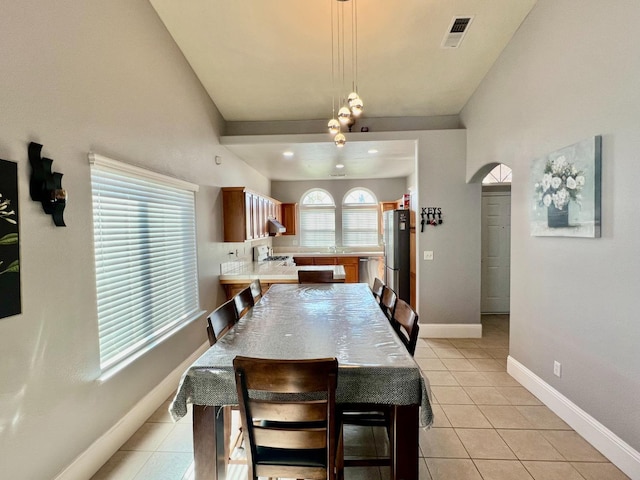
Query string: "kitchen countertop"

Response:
xmin=279 ymin=251 xmax=384 ymax=258
xmin=219 ymin=262 xmax=346 ymax=283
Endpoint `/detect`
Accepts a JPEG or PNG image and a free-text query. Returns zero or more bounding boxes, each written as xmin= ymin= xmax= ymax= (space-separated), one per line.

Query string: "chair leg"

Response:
xmin=223 ymin=406 xmax=231 ymax=466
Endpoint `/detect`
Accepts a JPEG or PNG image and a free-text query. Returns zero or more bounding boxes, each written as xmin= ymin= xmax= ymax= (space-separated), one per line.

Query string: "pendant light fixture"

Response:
xmin=327 ymin=0 xmax=364 ymax=147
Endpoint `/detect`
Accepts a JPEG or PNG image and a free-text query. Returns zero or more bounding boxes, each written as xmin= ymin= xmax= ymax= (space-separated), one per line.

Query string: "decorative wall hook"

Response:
xmin=420 ymin=207 xmax=443 ymax=232
xmin=28 ymin=142 xmax=67 ymax=226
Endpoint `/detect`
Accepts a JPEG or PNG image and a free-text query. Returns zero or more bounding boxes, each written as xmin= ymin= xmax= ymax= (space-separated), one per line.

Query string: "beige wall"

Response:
xmin=0 ymin=1 xmax=268 ymax=478
xmin=462 ymin=0 xmax=640 ymax=455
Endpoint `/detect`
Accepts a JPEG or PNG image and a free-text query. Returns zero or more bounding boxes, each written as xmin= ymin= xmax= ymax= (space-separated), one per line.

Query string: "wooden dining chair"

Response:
xmin=249 ymin=278 xmax=263 ymax=304
xmin=206 ymin=300 xmax=243 ymax=468
xmin=298 ymin=269 xmax=336 ymax=284
xmin=392 ymin=298 xmax=420 ymax=356
xmin=207 ymin=299 xmax=238 ymax=344
xmin=233 ymin=286 xmax=255 ymax=318
xmin=379 ymin=285 xmax=397 ymax=322
xmin=233 ymin=356 xmax=343 ymax=480
xmin=371 ymin=277 xmax=385 ymax=304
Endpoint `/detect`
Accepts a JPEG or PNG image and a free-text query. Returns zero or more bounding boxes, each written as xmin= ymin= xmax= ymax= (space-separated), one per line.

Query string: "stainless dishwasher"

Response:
xmin=358 ymin=256 xmax=384 ymax=288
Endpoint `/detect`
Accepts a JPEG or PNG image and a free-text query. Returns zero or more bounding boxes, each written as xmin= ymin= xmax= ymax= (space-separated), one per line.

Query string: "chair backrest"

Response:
xmin=206 ymin=323 xmax=217 ymax=346
xmin=392 ymin=298 xmax=420 ymax=356
xmin=371 ymin=277 xmax=385 ymax=304
xmin=233 ymin=286 xmax=255 ymax=318
xmin=298 ymin=269 xmax=335 ymax=284
xmin=249 ymin=278 xmax=263 ymax=303
xmin=233 ymin=356 xmax=339 ymax=480
xmin=207 ymin=299 xmax=238 ymax=344
xmin=380 ymin=286 xmax=397 ymax=321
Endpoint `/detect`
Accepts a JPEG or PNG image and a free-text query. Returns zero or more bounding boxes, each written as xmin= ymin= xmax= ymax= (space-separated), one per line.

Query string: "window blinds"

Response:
xmin=342 ymin=207 xmax=379 ymax=246
xmin=300 ymin=208 xmax=335 ymax=247
xmin=90 ymin=154 xmax=200 ymax=371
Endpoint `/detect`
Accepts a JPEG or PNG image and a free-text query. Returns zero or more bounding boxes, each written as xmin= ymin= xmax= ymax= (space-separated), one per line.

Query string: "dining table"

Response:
xmin=170 ymin=282 xmax=432 ymax=480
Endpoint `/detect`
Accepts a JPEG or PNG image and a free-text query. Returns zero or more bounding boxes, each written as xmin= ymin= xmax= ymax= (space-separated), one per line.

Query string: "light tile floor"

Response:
xmin=91 ymin=315 xmax=629 ymax=480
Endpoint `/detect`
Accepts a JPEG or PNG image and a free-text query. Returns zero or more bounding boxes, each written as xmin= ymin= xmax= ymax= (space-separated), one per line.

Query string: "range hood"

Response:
xmin=268 ymin=218 xmax=286 ymax=235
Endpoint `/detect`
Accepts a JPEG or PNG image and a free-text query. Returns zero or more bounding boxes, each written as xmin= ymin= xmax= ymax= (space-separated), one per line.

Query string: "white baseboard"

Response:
xmin=507 ymin=356 xmax=640 ymax=480
xmin=420 ymin=323 xmax=482 ymax=338
xmin=54 ymin=342 xmax=209 ymax=480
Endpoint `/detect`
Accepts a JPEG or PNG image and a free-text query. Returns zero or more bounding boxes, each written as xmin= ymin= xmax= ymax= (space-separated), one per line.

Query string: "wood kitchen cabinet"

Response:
xmin=280 ymin=203 xmax=297 ymax=236
xmin=338 ymin=257 xmax=359 ymax=284
xmin=222 ymin=187 xmax=283 ymax=242
xmin=293 ymin=256 xmax=359 ymax=283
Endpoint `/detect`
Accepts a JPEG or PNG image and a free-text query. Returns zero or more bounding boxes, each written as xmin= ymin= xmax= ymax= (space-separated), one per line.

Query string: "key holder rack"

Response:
xmin=420 ymin=207 xmax=442 ymax=232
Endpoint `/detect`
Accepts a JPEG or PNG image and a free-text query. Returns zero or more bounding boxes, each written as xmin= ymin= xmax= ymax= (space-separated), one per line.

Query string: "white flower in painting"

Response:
xmin=552 ymin=188 xmax=570 ymax=209
xmin=0 ymin=193 xmax=17 ymax=225
xmin=553 ymin=155 xmax=567 ymax=172
xmin=534 ymin=156 xmax=584 ymax=210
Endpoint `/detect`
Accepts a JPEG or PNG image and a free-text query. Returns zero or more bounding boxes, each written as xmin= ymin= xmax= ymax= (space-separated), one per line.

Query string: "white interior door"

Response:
xmin=481 ymin=191 xmax=511 ymax=313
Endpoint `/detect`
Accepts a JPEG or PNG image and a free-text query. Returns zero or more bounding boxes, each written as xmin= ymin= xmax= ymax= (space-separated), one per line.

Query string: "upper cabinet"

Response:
xmin=280 ymin=203 xmax=297 ymax=236
xmin=222 ymin=187 xmax=291 ymax=242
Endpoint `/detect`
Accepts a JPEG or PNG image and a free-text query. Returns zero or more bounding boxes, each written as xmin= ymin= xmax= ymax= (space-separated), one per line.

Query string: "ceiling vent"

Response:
xmin=441 ymin=16 xmax=473 ymax=48
xmin=329 ymin=173 xmax=346 ymax=177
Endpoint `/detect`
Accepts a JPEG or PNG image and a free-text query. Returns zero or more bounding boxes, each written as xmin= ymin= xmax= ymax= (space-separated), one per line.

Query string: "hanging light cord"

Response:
xmin=330 ymin=0 xmax=336 ymax=118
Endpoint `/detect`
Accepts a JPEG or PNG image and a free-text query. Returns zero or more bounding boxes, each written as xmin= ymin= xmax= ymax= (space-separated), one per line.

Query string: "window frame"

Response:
xmin=89 ymin=153 xmax=203 ymax=374
xmin=341 ymin=188 xmax=380 ymax=247
xmin=299 ymin=188 xmax=336 ymax=248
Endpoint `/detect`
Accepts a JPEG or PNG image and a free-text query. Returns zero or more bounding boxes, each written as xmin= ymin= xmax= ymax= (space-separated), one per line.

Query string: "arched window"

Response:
xmin=342 ymin=188 xmax=379 ymax=247
xmin=299 ymin=189 xmax=336 ymax=247
xmin=482 ymin=164 xmax=512 ymax=184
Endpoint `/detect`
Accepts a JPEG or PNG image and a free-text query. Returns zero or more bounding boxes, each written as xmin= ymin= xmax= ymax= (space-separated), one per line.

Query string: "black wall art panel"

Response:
xmin=0 ymin=158 xmax=21 ymax=319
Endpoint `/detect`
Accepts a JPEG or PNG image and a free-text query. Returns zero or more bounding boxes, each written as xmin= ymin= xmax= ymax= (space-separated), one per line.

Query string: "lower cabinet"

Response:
xmin=223 ymin=282 xmax=271 ymax=301
xmin=339 ymin=257 xmax=359 ymax=284
xmin=292 ymin=256 xmax=359 ymax=283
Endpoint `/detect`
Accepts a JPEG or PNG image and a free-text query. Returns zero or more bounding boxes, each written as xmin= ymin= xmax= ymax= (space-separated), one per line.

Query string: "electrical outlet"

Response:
xmin=553 ymin=361 xmax=562 ymax=377
xmin=423 ymin=251 xmax=434 ymax=261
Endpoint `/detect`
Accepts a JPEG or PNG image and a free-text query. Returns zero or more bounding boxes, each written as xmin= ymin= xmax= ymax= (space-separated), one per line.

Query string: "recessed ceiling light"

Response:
xmin=335 ymin=164 xmax=344 ymax=169
xmin=283 ymin=151 xmax=294 ymax=157
xmin=368 ymin=148 xmax=378 ymax=154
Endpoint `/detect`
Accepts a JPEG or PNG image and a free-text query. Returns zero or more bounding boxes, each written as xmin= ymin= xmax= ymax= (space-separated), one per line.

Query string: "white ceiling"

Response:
xmin=149 ymin=0 xmax=536 ymax=180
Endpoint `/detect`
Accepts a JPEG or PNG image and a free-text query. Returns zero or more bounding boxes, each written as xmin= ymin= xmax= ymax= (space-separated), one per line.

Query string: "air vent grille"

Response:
xmin=442 ymin=16 xmax=473 ymax=48
xmin=450 ymin=17 xmax=471 ymax=33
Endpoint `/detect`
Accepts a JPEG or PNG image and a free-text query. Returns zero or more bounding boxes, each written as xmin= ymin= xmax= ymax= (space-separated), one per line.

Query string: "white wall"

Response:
xmin=0 ymin=1 xmax=268 ymax=479
xmin=461 ymin=0 xmax=640 ymax=453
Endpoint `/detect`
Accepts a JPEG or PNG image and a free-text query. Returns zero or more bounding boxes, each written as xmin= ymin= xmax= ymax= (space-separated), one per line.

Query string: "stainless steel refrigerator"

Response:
xmin=383 ymin=209 xmax=410 ymax=303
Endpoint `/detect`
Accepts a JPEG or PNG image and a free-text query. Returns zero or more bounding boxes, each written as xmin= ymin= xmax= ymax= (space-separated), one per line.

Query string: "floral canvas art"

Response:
xmin=0 ymin=158 xmax=21 ymax=318
xmin=530 ymin=136 xmax=602 ymax=237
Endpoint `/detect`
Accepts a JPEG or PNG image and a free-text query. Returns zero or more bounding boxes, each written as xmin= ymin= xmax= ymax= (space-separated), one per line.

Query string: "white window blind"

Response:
xmin=299 ymin=189 xmax=336 ymax=247
xmin=300 ymin=208 xmax=336 ymax=247
xmin=342 ymin=207 xmax=379 ymax=246
xmin=342 ymin=188 xmax=379 ymax=247
xmin=90 ymin=153 xmax=200 ymax=371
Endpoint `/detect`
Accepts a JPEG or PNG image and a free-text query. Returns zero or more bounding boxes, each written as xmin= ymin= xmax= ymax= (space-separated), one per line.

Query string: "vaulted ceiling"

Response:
xmin=149 ymin=0 xmax=536 ymax=180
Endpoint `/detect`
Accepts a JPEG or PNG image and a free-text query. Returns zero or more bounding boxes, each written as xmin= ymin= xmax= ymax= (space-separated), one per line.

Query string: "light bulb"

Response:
xmin=348 ymin=92 xmax=360 ymax=105
xmin=334 ymin=133 xmax=346 ymax=147
xmin=350 ymin=96 xmax=364 ymax=116
xmin=328 ymin=118 xmax=340 ymax=135
xmin=338 ymin=106 xmax=351 ymax=125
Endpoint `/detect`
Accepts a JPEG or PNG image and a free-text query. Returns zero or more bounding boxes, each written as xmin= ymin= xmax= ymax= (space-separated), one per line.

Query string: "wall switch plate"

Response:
xmin=553 ymin=361 xmax=562 ymax=377
xmin=424 ymin=251 xmax=434 ymax=261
